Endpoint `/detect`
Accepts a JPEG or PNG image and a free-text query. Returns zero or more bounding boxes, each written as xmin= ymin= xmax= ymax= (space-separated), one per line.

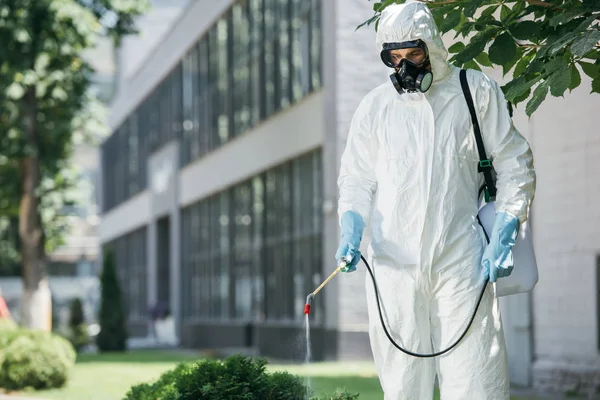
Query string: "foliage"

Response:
xmin=96 ymin=249 xmax=127 ymax=352
xmin=0 ymin=0 xmax=149 ymax=312
xmin=0 ymin=318 xmax=18 ymax=332
xmin=0 ymin=217 xmax=20 ymax=276
xmin=67 ymin=298 xmax=89 ymax=351
xmin=360 ymin=0 xmax=600 ymax=115
xmin=123 ymin=354 xmax=362 ymax=400
xmin=0 ymin=328 xmax=76 ymax=391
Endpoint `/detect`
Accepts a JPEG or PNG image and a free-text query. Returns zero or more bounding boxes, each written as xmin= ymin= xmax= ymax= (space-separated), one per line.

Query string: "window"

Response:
xmin=103 ymin=227 xmax=147 ymax=324
xmin=180 ymin=149 xmax=323 ymax=324
xmin=101 ymin=0 xmax=323 ymax=211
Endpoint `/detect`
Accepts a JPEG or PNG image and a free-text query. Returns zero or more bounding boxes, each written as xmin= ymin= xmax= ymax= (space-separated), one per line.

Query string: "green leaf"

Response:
xmin=454 ymin=18 xmax=474 ymax=39
xmin=571 ymin=30 xmax=600 ymax=57
xmin=512 ymin=87 xmax=531 ymax=106
xmin=481 ymin=5 xmax=499 ymax=19
xmin=526 ymin=58 xmax=545 ymax=74
xmin=464 ymin=60 xmax=482 ymax=71
xmin=575 ymin=14 xmax=598 ymax=33
xmin=592 ymin=77 xmax=600 ymax=94
xmin=503 ymin=46 xmax=525 ymax=76
xmin=526 ymin=81 xmax=549 ymax=116
xmin=539 ymin=32 xmax=578 ymax=58
xmin=476 ymin=52 xmax=492 ymax=67
xmin=509 ymin=21 xmax=539 ymax=41
xmin=514 ymin=53 xmax=534 ymax=77
xmin=440 ymin=9 xmax=462 ymax=34
xmin=356 ymin=15 xmax=378 ymax=31
xmin=543 ymin=57 xmax=566 ymax=75
xmin=550 ymin=10 xmax=584 ymax=28
xmin=548 ymin=66 xmax=571 ymax=97
xmin=373 ymin=2 xmax=382 ymax=12
xmin=500 ymin=5 xmax=511 ymax=22
xmin=583 ymin=51 xmax=600 ymax=60
xmin=454 ymin=27 xmax=499 ymax=65
xmin=489 ymin=32 xmax=517 ymax=67
xmin=579 ymin=61 xmax=600 ymax=79
xmin=448 ymin=42 xmax=466 ymax=54
xmin=569 ymin=64 xmax=581 ymax=91
xmin=505 ymin=75 xmax=544 ymax=101
xmin=463 ymin=0 xmax=484 ymax=18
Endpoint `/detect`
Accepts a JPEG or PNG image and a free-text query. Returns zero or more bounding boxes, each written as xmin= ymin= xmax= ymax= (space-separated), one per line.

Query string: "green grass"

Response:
xmin=32 ymin=350 xmax=551 ymax=400
xmin=38 ymin=350 xmax=202 ymax=400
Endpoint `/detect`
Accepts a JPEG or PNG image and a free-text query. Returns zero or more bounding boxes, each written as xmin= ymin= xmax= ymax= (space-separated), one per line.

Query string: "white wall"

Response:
xmin=329 ymin=0 xmax=390 ymax=356
xmin=528 ymin=73 xmax=600 ymax=391
xmin=99 ymin=190 xmax=151 ymax=243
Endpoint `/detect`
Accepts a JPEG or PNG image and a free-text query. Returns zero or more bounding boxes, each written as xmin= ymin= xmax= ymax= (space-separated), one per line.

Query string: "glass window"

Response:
xmin=171 ymin=64 xmax=183 ymax=142
xmin=217 ymin=18 xmax=230 ymax=146
xmin=278 ymin=0 xmax=291 ymax=110
xmin=233 ymin=182 xmax=253 ymax=319
xmin=128 ymin=114 xmax=139 ymax=196
xmin=198 ymin=38 xmax=210 ymax=156
xmin=182 ymin=51 xmax=195 ymax=165
xmin=263 ymin=0 xmax=277 ymax=118
xmin=252 ymin=176 xmax=265 ymax=320
xmin=102 ymin=1 xmax=323 ymax=210
xmin=231 ymin=2 xmax=251 ymax=137
xmin=217 ymin=192 xmax=231 ymax=319
xmin=249 ymin=0 xmax=263 ymax=126
xmin=310 ymin=0 xmax=322 ymax=90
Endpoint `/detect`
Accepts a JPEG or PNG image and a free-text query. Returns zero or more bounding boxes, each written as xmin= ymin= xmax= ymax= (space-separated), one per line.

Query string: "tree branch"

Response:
xmin=524 ymin=0 xmax=554 ymax=7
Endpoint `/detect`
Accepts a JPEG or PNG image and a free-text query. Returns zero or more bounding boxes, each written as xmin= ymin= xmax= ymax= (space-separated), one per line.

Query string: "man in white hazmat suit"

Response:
xmin=335 ymin=1 xmax=536 ymax=399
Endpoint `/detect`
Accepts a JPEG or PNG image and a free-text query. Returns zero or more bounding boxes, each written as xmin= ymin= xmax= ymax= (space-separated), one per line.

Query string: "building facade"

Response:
xmin=99 ymin=0 xmax=600 ymax=391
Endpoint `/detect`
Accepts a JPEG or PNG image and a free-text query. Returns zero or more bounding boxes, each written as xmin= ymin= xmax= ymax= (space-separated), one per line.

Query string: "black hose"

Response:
xmin=359 ymin=215 xmax=490 ymax=358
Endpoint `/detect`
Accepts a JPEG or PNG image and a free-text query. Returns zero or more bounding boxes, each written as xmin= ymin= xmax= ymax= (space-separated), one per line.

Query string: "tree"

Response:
xmin=0 ymin=0 xmax=148 ymax=329
xmin=360 ymin=0 xmax=600 ymax=115
xmin=96 ymin=249 xmax=127 ymax=352
xmin=68 ymin=297 xmax=89 ymax=351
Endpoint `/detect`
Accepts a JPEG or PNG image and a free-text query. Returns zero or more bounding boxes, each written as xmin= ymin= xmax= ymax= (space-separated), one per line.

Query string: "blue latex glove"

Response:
xmin=335 ymin=211 xmax=365 ymax=272
xmin=481 ymin=211 xmax=520 ymax=283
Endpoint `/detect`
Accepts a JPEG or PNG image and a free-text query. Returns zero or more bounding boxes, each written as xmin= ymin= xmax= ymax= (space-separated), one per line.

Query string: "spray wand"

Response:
xmin=304 ymin=258 xmax=347 ymax=315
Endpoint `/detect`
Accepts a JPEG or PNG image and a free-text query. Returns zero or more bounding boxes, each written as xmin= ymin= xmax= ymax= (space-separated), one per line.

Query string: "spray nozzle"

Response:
xmin=304 ymin=293 xmax=315 ymax=315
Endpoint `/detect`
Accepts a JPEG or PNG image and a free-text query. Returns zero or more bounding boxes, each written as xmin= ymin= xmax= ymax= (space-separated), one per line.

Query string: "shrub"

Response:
xmin=69 ymin=298 xmax=85 ymax=327
xmin=0 ymin=318 xmax=17 ymax=332
xmin=96 ymin=249 xmax=128 ymax=352
xmin=312 ymin=389 xmax=360 ymax=400
xmin=0 ymin=329 xmax=76 ymax=391
xmin=123 ymin=363 xmax=191 ymax=400
xmin=67 ymin=298 xmax=89 ymax=351
xmin=123 ymin=355 xmax=360 ymax=400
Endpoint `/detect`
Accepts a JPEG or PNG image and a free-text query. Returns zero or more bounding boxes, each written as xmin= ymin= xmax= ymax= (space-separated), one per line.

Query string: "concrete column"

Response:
xmin=170 ymin=202 xmax=181 ymax=345
xmin=147 ymin=219 xmax=157 ymax=335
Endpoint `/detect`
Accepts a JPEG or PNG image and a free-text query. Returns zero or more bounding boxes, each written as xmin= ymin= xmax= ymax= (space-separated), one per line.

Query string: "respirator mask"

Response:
xmin=380 ymin=39 xmax=433 ymax=94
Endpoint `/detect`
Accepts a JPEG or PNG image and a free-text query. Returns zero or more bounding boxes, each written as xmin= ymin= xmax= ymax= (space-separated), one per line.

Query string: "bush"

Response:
xmin=123 ymin=355 xmax=360 ymax=400
xmin=123 ymin=363 xmax=191 ymax=400
xmin=313 ymin=389 xmax=360 ymax=400
xmin=0 ymin=329 xmax=76 ymax=391
xmin=67 ymin=298 xmax=89 ymax=351
xmin=0 ymin=318 xmax=17 ymax=332
xmin=96 ymin=250 xmax=128 ymax=352
xmin=69 ymin=298 xmax=85 ymax=327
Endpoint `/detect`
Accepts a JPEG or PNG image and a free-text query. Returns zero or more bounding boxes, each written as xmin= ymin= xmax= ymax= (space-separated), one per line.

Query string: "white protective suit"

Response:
xmin=337 ymin=2 xmax=536 ymax=399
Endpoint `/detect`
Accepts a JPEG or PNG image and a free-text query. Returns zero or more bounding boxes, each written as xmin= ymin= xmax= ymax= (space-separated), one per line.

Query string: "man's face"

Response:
xmin=389 ymin=47 xmax=427 ymax=68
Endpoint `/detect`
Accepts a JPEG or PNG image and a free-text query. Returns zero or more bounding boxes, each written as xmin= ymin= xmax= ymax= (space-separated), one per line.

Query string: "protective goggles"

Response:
xmin=380 ymin=39 xmax=429 ymax=68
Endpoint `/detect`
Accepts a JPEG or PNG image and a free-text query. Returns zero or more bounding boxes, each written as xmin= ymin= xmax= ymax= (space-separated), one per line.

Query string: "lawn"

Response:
xmin=33 ymin=350 xmax=546 ymax=400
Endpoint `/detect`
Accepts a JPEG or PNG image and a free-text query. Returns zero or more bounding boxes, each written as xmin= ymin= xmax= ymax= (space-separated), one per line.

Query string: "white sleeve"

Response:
xmin=478 ymin=75 xmax=536 ymax=224
xmin=337 ymin=96 xmax=378 ymax=225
